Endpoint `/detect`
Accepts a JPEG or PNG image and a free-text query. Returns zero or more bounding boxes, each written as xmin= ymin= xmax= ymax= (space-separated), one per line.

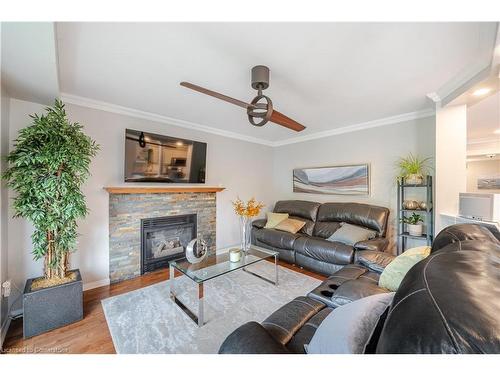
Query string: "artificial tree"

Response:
xmin=2 ymin=99 xmax=99 ymax=280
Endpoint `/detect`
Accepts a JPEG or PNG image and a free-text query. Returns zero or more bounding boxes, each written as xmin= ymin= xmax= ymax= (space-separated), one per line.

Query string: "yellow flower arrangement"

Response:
xmin=232 ymin=197 xmax=265 ymax=218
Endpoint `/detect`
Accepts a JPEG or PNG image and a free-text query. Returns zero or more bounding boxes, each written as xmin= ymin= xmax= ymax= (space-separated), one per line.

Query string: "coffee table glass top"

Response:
xmin=169 ymin=245 xmax=278 ymax=283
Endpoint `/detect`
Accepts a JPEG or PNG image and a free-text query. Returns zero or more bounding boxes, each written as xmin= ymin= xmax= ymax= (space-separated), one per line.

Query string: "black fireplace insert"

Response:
xmin=141 ymin=214 xmax=197 ymax=274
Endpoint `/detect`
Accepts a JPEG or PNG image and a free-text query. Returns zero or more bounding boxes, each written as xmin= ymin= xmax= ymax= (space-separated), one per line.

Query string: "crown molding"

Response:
xmin=272 ymin=108 xmax=435 ymax=147
xmin=60 ymin=93 xmax=275 ymax=147
xmin=60 ymin=93 xmax=435 ymax=148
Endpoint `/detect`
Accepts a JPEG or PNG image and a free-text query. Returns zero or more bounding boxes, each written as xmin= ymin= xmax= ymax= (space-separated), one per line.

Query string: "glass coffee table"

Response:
xmin=169 ymin=245 xmax=279 ymax=327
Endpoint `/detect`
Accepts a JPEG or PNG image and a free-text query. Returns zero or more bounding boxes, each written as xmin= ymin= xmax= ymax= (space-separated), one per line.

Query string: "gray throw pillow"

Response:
xmin=326 ymin=223 xmax=377 ymax=246
xmin=306 ymin=292 xmax=395 ymax=354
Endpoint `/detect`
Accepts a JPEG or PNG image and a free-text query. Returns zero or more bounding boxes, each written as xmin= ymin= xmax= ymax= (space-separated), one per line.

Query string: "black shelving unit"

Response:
xmin=396 ymin=176 xmax=433 ymax=255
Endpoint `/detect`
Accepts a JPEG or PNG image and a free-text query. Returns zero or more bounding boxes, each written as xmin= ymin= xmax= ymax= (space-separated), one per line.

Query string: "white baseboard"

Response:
xmin=83 ymin=278 xmax=110 ymax=291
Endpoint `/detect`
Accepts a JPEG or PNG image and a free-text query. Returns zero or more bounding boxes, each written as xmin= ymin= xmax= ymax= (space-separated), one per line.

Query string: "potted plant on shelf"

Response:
xmin=2 ymin=99 xmax=99 ymax=338
xmin=401 ymin=213 xmax=425 ymax=237
xmin=396 ymin=153 xmax=432 ymax=185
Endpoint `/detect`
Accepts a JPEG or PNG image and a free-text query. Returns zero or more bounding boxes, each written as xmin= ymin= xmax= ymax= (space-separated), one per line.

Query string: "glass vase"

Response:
xmin=239 ymin=216 xmax=251 ymax=253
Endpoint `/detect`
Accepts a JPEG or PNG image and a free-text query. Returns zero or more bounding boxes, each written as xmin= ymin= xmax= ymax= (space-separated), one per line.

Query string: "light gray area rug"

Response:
xmin=101 ymin=262 xmax=321 ymax=354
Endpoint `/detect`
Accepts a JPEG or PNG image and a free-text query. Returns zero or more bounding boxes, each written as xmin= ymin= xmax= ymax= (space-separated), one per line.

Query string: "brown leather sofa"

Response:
xmin=219 ymin=224 xmax=500 ymax=354
xmin=252 ymin=200 xmax=390 ymax=275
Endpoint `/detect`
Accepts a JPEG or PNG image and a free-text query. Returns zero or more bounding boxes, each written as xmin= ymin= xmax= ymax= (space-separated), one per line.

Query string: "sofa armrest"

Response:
xmin=218 ymin=321 xmax=290 ymax=354
xmin=355 ymin=249 xmax=395 ymax=273
xmin=354 ymin=237 xmax=389 ymax=252
xmin=252 ymin=219 xmax=267 ymax=229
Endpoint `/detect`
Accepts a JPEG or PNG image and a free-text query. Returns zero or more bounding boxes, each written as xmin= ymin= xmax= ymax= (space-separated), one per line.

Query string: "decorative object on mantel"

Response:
xmin=229 ymin=248 xmax=242 ymax=263
xmin=185 ymin=238 xmax=208 ymax=264
xmin=293 ymin=164 xmax=370 ymax=195
xmin=395 ymin=153 xmax=432 ymax=185
xmin=2 ymin=99 xmax=99 ymax=338
xmin=232 ymin=197 xmax=265 ymax=253
xmin=400 ymin=213 xmax=425 ymax=237
xmin=104 ymin=186 xmax=225 ymax=194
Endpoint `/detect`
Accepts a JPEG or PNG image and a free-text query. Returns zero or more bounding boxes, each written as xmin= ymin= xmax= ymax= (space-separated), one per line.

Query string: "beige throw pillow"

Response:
xmin=274 ymin=218 xmax=306 ymax=234
xmin=264 ymin=212 xmax=289 ymax=228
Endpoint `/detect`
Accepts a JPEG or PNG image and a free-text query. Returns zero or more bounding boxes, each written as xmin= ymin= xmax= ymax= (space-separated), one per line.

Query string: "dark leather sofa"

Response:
xmin=252 ymin=200 xmax=390 ymax=275
xmin=220 ymin=224 xmax=500 ymax=354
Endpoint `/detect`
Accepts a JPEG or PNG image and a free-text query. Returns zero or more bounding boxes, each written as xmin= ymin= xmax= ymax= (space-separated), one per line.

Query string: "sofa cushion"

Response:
xmin=308 ymin=264 xmax=389 ymax=308
xmin=317 ymin=202 xmax=389 ymax=237
xmin=377 ymin=229 xmax=500 ymax=354
xmin=264 ymin=212 xmax=289 ymax=228
xmin=218 ymin=321 xmax=290 ymax=354
xmin=356 ymin=250 xmax=396 ymax=273
xmin=286 ymin=307 xmax=333 ymax=354
xmin=275 ymin=218 xmax=306 ymax=234
xmin=431 ymin=223 xmax=500 ymax=252
xmin=262 ymin=296 xmax=325 ymax=345
xmin=252 ymin=218 xmax=267 ymax=229
xmin=326 ymin=223 xmax=377 ymax=246
xmin=313 ymin=221 xmax=342 ymax=239
xmin=253 ymin=228 xmax=301 ymax=250
xmin=293 ymin=236 xmax=354 ymax=265
xmin=273 ymin=200 xmax=320 ymax=236
xmin=289 ymin=215 xmax=315 ymax=236
xmin=353 ymin=237 xmax=389 ymax=253
xmin=307 ymin=292 xmax=395 ymax=354
xmin=331 ymin=279 xmax=388 ymax=307
xmin=274 ymin=200 xmax=321 ymax=221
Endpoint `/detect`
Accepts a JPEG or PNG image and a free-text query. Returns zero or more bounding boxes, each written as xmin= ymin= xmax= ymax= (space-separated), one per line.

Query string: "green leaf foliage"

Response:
xmin=395 ymin=153 xmax=432 ymax=181
xmin=2 ymin=99 xmax=99 ymax=276
xmin=400 ymin=213 xmax=424 ymax=225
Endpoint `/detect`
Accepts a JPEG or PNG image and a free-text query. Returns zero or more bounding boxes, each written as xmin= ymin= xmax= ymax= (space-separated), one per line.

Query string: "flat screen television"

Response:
xmin=124 ymin=129 xmax=207 ymax=183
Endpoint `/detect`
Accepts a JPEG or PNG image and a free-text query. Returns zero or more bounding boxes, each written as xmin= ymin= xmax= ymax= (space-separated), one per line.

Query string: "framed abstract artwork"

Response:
xmin=477 ymin=176 xmax=500 ymax=190
xmin=293 ymin=164 xmax=370 ymax=195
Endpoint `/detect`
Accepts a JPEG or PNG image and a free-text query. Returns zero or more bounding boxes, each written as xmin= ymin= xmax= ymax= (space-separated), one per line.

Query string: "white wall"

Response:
xmin=4 ymin=98 xmax=437 ymax=304
xmin=272 ymin=117 xmax=436 ymax=246
xmin=467 ymin=159 xmax=500 ymax=193
xmin=6 ymin=98 xmax=275 ymax=303
xmin=435 ymin=104 xmax=467 ymax=232
xmin=6 ymin=99 xmax=46 ymax=313
xmin=1 ymin=84 xmax=11 ymax=344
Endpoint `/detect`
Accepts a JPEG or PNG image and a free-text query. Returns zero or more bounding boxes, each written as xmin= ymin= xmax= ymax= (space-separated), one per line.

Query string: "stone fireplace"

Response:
xmin=141 ymin=214 xmax=197 ymax=274
xmin=106 ymin=187 xmax=223 ymax=283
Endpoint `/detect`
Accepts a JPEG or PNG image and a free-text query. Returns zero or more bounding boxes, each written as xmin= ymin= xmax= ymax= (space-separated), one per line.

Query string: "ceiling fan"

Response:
xmin=180 ymin=65 xmax=306 ymax=132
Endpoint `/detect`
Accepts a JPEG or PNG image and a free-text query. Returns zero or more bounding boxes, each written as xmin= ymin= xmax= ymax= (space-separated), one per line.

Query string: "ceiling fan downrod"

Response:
xmin=247 ymin=66 xmax=273 ymax=127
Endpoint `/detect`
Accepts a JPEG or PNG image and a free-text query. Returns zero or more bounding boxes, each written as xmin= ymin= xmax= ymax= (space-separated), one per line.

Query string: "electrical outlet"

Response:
xmin=1 ymin=280 xmax=11 ymax=297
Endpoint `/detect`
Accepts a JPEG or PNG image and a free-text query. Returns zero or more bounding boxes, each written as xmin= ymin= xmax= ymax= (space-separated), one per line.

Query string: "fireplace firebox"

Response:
xmin=141 ymin=214 xmax=197 ymax=274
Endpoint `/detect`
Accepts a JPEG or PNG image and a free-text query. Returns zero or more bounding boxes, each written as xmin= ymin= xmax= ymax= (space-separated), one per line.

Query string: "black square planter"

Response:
xmin=23 ymin=269 xmax=83 ymax=338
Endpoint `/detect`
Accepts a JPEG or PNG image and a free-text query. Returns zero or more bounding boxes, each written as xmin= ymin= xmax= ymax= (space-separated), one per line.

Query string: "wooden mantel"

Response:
xmin=104 ymin=186 xmax=225 ymax=194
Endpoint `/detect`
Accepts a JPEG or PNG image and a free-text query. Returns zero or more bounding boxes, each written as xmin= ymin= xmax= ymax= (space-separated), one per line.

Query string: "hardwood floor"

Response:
xmin=2 ymin=260 xmax=326 ymax=354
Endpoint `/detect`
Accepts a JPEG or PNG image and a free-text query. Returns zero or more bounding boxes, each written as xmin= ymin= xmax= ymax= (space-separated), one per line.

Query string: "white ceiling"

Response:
xmin=1 ymin=22 xmax=59 ymax=105
xmin=52 ymin=22 xmax=497 ymax=143
xmin=468 ymin=91 xmax=500 ymax=140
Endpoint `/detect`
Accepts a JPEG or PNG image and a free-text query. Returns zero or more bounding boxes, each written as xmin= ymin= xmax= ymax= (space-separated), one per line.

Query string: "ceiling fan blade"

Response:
xmin=270 ymin=110 xmax=306 ymax=132
xmin=180 ymin=82 xmax=252 ymax=109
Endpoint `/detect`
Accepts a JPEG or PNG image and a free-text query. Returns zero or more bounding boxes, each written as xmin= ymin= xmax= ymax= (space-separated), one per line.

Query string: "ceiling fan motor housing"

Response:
xmin=251 ymin=65 xmax=270 ymax=90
